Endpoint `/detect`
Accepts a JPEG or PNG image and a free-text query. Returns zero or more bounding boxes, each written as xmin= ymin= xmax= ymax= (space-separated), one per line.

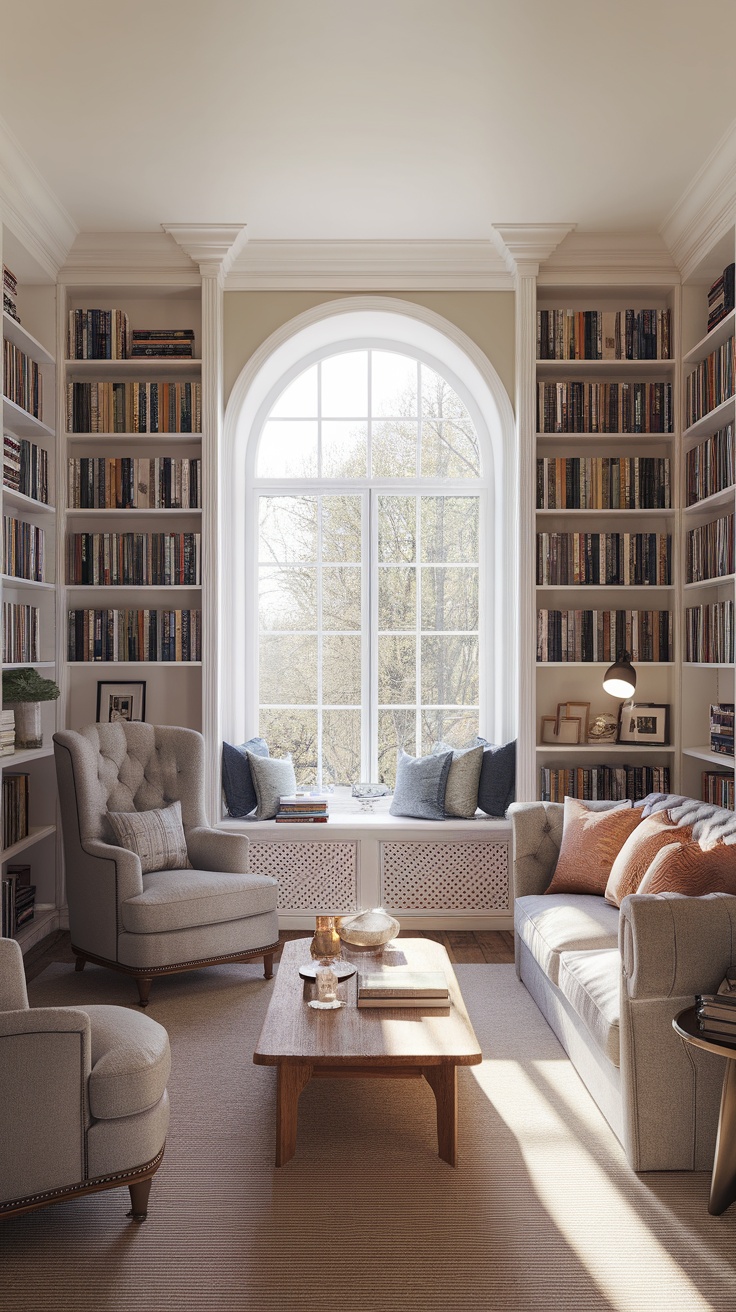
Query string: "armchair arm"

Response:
xmin=0 ymin=937 xmax=29 ymax=1010
xmin=0 ymin=1006 xmax=91 ymax=1047
xmin=186 ymin=826 xmax=249 ymax=873
xmin=620 ymin=891 xmax=736 ymax=1000
xmin=82 ymin=838 xmax=144 ymax=901
xmin=509 ymin=802 xmax=563 ymax=898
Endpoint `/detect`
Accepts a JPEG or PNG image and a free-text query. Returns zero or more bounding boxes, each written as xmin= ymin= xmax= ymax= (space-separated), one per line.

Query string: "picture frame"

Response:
xmin=562 ymin=701 xmax=590 ymax=741
xmin=616 ymin=702 xmax=669 ymax=746
xmin=541 ymin=715 xmax=581 ymax=745
xmin=96 ymin=680 xmax=147 ymax=724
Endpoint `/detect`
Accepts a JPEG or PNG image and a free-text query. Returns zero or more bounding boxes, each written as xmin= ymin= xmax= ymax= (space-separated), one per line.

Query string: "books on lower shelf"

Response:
xmin=685 ymin=336 xmax=734 ymax=428
xmin=130 ymin=329 xmax=195 ymax=359
xmin=66 ymin=532 xmax=201 ymax=586
xmin=68 ymin=457 xmax=201 ymax=509
xmin=3 ymin=340 xmax=42 ymax=420
xmin=3 ymin=602 xmax=39 ymax=664
xmin=275 ymin=794 xmax=329 ymax=823
xmin=1 ymin=865 xmax=35 ymax=937
xmin=685 ymin=600 xmax=734 ymax=663
xmin=537 ymin=609 xmax=672 ymax=662
xmin=710 ymin=704 xmax=734 ymax=757
xmin=686 ymin=513 xmax=734 ymax=583
xmin=537 ymin=382 xmax=672 ymax=434
xmin=702 ymin=772 xmax=734 ymax=810
xmin=3 ymin=433 xmax=49 ymax=503
xmin=2 ymin=772 xmax=29 ymax=848
xmin=66 ymin=381 xmax=201 ymax=433
xmin=68 ymin=609 xmax=201 ymax=662
xmin=707 ymin=265 xmax=735 ymax=334
xmin=537 ymin=457 xmax=671 ymax=510
xmin=67 ymin=311 xmax=196 ymax=360
xmin=685 ymin=425 xmax=734 ymax=506
xmin=3 ymin=516 xmax=45 ymax=582
xmin=357 ymin=969 xmax=450 ymax=1008
xmin=536 ymin=533 xmax=671 ymax=587
xmin=537 ymin=308 xmax=671 ymax=361
xmin=540 ymin=765 xmax=671 ymax=803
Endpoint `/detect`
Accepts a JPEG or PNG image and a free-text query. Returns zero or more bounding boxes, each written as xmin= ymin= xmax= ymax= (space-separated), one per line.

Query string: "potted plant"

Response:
xmin=2 ymin=667 xmax=60 ymax=750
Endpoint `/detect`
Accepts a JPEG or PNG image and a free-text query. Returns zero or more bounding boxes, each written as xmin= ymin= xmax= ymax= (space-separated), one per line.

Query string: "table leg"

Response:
xmin=275 ymin=1062 xmax=312 ymax=1167
xmin=423 ymin=1064 xmax=458 ymax=1166
xmin=709 ymin=1060 xmax=736 ymax=1215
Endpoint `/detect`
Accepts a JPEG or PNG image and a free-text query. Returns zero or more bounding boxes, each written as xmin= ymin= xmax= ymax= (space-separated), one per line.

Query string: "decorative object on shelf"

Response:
xmin=2 ymin=666 xmax=59 ymax=749
xmin=617 ymin=702 xmax=670 ymax=746
xmin=564 ymin=702 xmax=590 ymax=740
xmin=299 ymin=958 xmax=356 ymax=982
xmin=351 ymin=781 xmax=390 ymax=811
xmin=602 ymin=651 xmax=637 ymax=698
xmin=541 ymin=714 xmax=581 ymax=745
xmin=587 ymin=713 xmax=618 ymax=744
xmin=309 ymin=915 xmax=341 ymax=961
xmin=336 ymin=908 xmax=399 ymax=949
xmin=308 ymin=958 xmax=344 ymax=1010
xmin=96 ymin=680 xmax=146 ymax=724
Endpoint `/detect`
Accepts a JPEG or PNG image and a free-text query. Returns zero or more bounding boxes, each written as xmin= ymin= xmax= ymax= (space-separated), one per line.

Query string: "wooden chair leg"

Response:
xmin=136 ymin=976 xmax=152 ymax=1007
xmin=74 ymin=956 xmax=86 ymax=972
xmin=127 ymin=1178 xmax=152 ymax=1222
xmin=263 ymin=952 xmax=274 ymax=980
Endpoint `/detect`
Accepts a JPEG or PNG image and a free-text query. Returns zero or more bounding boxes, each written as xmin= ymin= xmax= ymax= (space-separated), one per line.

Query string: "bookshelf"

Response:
xmin=2 ymin=225 xmax=60 ymax=951
xmin=534 ymin=288 xmax=679 ymax=802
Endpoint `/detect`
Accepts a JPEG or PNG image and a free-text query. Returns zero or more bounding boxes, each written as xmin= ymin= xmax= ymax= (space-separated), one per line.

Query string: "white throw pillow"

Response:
xmin=107 ymin=799 xmax=188 ymax=873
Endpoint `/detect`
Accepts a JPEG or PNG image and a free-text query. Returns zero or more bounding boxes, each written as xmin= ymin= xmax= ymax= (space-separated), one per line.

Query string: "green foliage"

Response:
xmin=2 ymin=667 xmax=60 ymax=704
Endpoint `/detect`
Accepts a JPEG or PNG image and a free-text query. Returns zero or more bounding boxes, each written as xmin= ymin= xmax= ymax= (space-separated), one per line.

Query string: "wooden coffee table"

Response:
xmin=254 ymin=937 xmax=482 ymax=1167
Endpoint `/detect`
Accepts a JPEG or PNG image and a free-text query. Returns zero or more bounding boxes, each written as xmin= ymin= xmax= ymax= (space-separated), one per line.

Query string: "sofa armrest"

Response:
xmin=0 ymin=1005 xmax=91 ymax=1046
xmin=83 ymin=839 xmax=144 ymax=901
xmin=509 ymin=801 xmax=563 ymax=898
xmin=620 ymin=891 xmax=736 ymax=1000
xmin=187 ymin=826 xmax=249 ymax=873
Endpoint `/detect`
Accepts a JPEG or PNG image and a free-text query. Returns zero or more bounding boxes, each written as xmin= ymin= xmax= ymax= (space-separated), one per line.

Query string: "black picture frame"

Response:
xmin=96 ymin=680 xmax=147 ymax=724
xmin=616 ymin=701 xmax=669 ymax=746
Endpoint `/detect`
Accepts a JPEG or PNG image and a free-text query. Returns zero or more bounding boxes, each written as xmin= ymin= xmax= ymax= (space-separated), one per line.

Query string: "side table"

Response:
xmin=673 ymin=1007 xmax=736 ymax=1215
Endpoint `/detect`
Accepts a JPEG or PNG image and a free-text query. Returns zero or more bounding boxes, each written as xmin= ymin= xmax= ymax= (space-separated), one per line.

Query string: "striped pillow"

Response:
xmin=107 ymin=800 xmax=188 ymax=873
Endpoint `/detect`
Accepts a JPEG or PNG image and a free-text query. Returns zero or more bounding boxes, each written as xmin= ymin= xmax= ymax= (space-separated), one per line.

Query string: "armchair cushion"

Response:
xmin=247 ymin=751 xmax=296 ymax=820
xmin=107 ymin=800 xmax=188 ymax=873
xmin=84 ymin=1005 xmax=170 ymax=1120
xmin=120 ymin=868 xmax=278 ymax=935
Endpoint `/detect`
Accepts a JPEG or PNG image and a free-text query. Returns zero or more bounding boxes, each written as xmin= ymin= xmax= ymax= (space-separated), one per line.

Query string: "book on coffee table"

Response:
xmin=357 ymin=970 xmax=449 ymax=1007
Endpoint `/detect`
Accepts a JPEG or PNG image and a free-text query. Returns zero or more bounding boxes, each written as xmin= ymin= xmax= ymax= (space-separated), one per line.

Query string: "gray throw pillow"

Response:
xmin=107 ymin=800 xmax=188 ymax=873
xmin=476 ymin=738 xmax=516 ymax=817
xmin=247 ymin=751 xmax=296 ymax=820
xmin=444 ymin=744 xmax=484 ymax=819
xmin=390 ymin=749 xmax=453 ymax=820
xmin=222 ymin=737 xmax=269 ymax=816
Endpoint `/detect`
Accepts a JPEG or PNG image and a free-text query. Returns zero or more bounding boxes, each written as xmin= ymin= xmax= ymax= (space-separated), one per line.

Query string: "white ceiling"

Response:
xmin=1 ymin=0 xmax=735 ymax=240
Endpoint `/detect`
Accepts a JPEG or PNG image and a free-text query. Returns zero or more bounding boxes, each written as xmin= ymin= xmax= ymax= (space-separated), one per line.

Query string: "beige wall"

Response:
xmin=223 ymin=291 xmax=515 ymax=406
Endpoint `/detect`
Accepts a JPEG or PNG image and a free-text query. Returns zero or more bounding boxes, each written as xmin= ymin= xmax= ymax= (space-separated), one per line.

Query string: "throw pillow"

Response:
xmin=545 ymin=797 xmax=642 ymax=896
xmin=389 ymin=749 xmax=453 ymax=821
xmin=444 ymin=744 xmax=484 ymax=819
xmin=246 ymin=751 xmax=296 ymax=820
xmin=222 ymin=737 xmax=270 ymax=817
xmin=107 ymin=800 xmax=188 ymax=874
xmin=638 ymin=840 xmax=736 ymax=896
xmin=476 ymin=738 xmax=516 ymax=816
xmin=604 ymin=810 xmax=692 ymax=908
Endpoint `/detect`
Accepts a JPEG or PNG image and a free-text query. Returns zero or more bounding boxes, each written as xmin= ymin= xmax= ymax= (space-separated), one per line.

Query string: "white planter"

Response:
xmin=11 ymin=702 xmax=43 ymax=750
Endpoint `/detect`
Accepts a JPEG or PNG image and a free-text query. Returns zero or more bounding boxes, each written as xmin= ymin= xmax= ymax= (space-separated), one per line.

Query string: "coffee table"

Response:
xmin=673 ymin=1007 xmax=736 ymax=1215
xmin=253 ymin=937 xmax=482 ymax=1167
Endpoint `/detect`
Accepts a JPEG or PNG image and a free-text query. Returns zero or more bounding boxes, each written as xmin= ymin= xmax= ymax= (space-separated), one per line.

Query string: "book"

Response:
xmin=357 ymin=996 xmax=451 ymax=1009
xmin=274 ymin=815 xmax=328 ymax=823
xmin=697 ymin=1017 xmax=736 ymax=1040
xmin=358 ymin=970 xmax=449 ymax=999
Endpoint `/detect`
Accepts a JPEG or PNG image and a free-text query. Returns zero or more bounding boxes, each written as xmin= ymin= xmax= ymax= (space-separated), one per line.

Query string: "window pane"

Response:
xmin=321 ymin=351 xmax=368 ymax=418
xmin=421 ymin=420 xmax=481 ymax=478
xmin=260 ymin=634 xmax=318 ymax=704
xmin=378 ymin=566 xmax=416 ymax=631
xmin=378 ymin=634 xmax=415 ymax=703
xmin=421 ymin=567 xmax=478 ymax=632
xmin=421 ymin=635 xmax=479 ymax=705
xmin=259 ymin=496 xmax=318 ymax=563
xmin=420 ymin=364 xmax=472 ymax=424
xmin=269 ymin=365 xmax=318 ymax=418
xmin=372 ymin=351 xmax=418 ymax=418
xmin=322 ymin=635 xmax=362 ymax=704
xmin=371 ymin=419 xmax=418 ymax=478
xmin=258 ymin=709 xmax=317 ymax=787
xmin=257 ymin=420 xmax=317 ymax=478
xmin=421 ymin=496 xmax=479 ymax=563
xmin=378 ymin=709 xmax=416 ymax=788
xmin=421 ymin=710 xmax=479 ymax=756
xmin=322 ymin=566 xmax=361 ymax=631
xmin=378 ymin=496 xmax=416 ymax=563
xmin=322 ymin=710 xmax=362 ymax=788
xmin=321 ymin=421 xmax=367 ymax=478
xmin=322 ymin=495 xmax=362 ymax=562
xmin=259 ymin=566 xmax=317 ymax=631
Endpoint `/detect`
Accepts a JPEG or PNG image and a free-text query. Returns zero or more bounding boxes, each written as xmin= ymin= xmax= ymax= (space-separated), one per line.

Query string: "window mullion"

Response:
xmin=415 ymin=492 xmax=422 ymax=756
xmin=367 ymin=487 xmax=377 ymax=780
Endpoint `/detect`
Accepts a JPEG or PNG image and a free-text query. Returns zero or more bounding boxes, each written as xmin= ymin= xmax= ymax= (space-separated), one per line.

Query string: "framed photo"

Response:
xmin=96 ymin=680 xmax=147 ymax=724
xmin=541 ymin=715 xmax=581 ymax=745
xmin=617 ymin=702 xmax=669 ymax=746
xmin=563 ymin=701 xmax=590 ymax=740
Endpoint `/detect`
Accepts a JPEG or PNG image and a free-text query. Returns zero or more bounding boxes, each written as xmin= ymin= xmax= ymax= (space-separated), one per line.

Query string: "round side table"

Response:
xmin=673 ymin=1007 xmax=736 ymax=1215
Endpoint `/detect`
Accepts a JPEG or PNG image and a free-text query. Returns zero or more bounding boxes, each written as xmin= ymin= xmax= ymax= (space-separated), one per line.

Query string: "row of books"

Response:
xmin=537 ymin=609 xmax=672 ymax=663
xmin=68 ymin=309 xmax=129 ymax=360
xmin=536 ymin=533 xmax=671 ymax=588
xmin=707 ymin=264 xmax=735 ymax=334
xmin=537 ymin=308 xmax=671 ymax=361
xmin=131 ymin=329 xmax=195 ymax=359
xmin=537 ymin=457 xmax=671 ymax=510
xmin=3 ymin=772 xmax=29 ymax=849
xmin=686 ymin=513 xmax=734 ymax=584
xmin=685 ymin=337 xmax=734 ymax=428
xmin=275 ymin=795 xmax=329 ymax=823
xmin=356 ymin=970 xmax=449 ymax=1010
xmin=695 ymin=990 xmax=736 ymax=1041
xmin=3 ymin=602 xmax=40 ymax=665
xmin=540 ymin=765 xmax=671 ymax=804
xmin=67 ymin=458 xmax=201 ymax=510
xmin=67 ymin=609 xmax=202 ymax=663
xmin=710 ymin=703 xmax=734 ymax=757
xmin=3 ymin=265 xmax=19 ymax=324
xmin=3 ymin=434 xmax=50 ymax=504
xmin=4 ymin=341 xmax=42 ymax=421
xmin=537 ymin=382 xmax=673 ymax=434
xmin=66 ymin=532 xmax=201 ymax=587
xmin=1 ymin=873 xmax=36 ymax=938
xmin=3 ymin=516 xmax=44 ymax=582
xmin=685 ymin=601 xmax=734 ymax=664
xmin=702 ymin=771 xmax=734 ymax=809
xmin=685 ymin=425 xmax=734 ymax=506
xmin=66 ymin=381 xmax=201 ymax=434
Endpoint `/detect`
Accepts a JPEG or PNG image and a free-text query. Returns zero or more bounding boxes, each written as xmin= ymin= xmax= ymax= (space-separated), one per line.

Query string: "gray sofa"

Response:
xmin=509 ymin=793 xmax=736 ymax=1171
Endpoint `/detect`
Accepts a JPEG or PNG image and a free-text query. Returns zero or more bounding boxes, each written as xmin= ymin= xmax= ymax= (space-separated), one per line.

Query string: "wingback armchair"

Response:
xmin=0 ymin=937 xmax=170 ymax=1221
xmin=54 ymin=723 xmax=279 ymax=1005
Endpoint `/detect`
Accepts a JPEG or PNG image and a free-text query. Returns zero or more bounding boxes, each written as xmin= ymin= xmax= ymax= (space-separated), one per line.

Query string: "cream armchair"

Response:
xmin=0 ymin=938 xmax=170 ymax=1221
xmin=54 ymin=723 xmax=279 ymax=1006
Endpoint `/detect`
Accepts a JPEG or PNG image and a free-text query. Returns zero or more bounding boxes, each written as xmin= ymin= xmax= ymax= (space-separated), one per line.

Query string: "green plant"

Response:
xmin=2 ymin=667 xmax=60 ymax=704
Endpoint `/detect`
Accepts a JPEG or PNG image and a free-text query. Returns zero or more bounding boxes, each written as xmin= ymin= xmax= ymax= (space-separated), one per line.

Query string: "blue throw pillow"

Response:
xmin=476 ymin=738 xmax=516 ymax=816
xmin=389 ymin=749 xmax=453 ymax=821
xmin=222 ymin=738 xmax=270 ymax=817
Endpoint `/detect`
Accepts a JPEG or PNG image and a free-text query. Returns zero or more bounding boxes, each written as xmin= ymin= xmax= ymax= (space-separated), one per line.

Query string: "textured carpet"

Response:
xmin=2 ymin=961 xmax=735 ymax=1312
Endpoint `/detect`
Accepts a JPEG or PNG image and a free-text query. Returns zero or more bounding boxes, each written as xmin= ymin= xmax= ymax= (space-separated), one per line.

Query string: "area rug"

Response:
xmin=2 ymin=961 xmax=735 ymax=1312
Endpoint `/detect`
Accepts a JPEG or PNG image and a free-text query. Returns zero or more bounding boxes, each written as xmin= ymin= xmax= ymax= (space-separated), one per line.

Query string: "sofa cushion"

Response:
xmin=604 ymin=810 xmax=692 ymax=907
xmin=121 ymin=868 xmax=278 ymax=934
xmin=515 ymin=893 xmax=620 ymax=986
xmin=107 ymin=799 xmax=189 ymax=874
xmin=545 ymin=797 xmax=641 ymax=895
xmin=83 ymin=1004 xmax=170 ymax=1119
xmin=638 ymin=840 xmax=736 ymax=896
xmin=557 ymin=949 xmax=621 ymax=1067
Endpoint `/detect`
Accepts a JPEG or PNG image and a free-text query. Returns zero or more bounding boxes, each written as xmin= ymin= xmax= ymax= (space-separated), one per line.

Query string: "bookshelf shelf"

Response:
xmin=536 ymin=432 xmax=672 ymax=446
xmin=683 ymin=486 xmax=736 ymax=516
xmin=66 ymin=432 xmax=202 ymax=447
xmin=535 ymin=744 xmax=676 ymax=755
xmin=683 ymin=574 xmax=736 ymax=591
xmin=67 ymin=660 xmax=202 ymax=668
xmin=3 ymin=662 xmax=56 ymax=671
xmin=65 ymin=584 xmax=201 ymax=593
xmin=536 ymin=584 xmax=674 ymax=592
xmin=6 ymin=746 xmax=55 ymax=765
xmin=536 ymin=508 xmax=673 ymax=519
xmin=536 ymin=359 xmax=674 ymax=379
xmin=15 ymin=904 xmax=58 ymax=952
xmin=65 ymin=358 xmax=202 ymax=378
xmin=1 ymin=824 xmax=57 ymax=862
xmin=2 ymin=397 xmax=55 ymax=439
xmin=683 ymin=395 xmax=736 ymax=445
xmin=682 ymin=746 xmax=735 ymax=766
xmin=683 ymin=309 xmax=736 ymax=366
xmin=2 ymin=487 xmax=55 ymax=516
xmin=2 ymin=575 xmax=55 ymax=591
xmin=3 ymin=311 xmax=55 ymax=367
xmin=66 ymin=507 xmax=202 ymax=519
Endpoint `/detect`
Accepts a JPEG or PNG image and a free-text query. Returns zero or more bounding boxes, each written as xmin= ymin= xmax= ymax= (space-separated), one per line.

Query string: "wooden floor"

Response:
xmin=23 ymin=927 xmax=514 ymax=983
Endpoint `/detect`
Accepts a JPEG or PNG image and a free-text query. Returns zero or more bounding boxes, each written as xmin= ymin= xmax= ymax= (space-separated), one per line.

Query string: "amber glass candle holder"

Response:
xmin=310 ymin=915 xmax=341 ymax=961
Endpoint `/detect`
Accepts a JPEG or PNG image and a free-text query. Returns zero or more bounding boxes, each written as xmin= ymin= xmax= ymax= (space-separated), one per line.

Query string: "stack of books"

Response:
xmin=68 ymin=309 xmax=129 ymax=360
xmin=275 ymin=794 xmax=329 ymax=823
xmin=710 ymin=704 xmax=735 ymax=757
xmin=131 ymin=329 xmax=195 ymax=359
xmin=357 ymin=970 xmax=450 ymax=1009
xmin=0 ymin=710 xmax=15 ymax=756
xmin=707 ymin=264 xmax=735 ymax=334
xmin=2 ymin=772 xmax=29 ymax=848
xmin=0 ymin=864 xmax=35 ymax=937
xmin=696 ymin=991 xmax=736 ymax=1042
xmin=3 ymin=265 xmax=19 ymax=322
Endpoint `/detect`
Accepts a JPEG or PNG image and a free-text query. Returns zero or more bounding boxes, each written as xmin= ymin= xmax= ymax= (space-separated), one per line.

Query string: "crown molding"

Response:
xmin=538 ymin=230 xmax=680 ymax=286
xmin=492 ymin=224 xmax=576 ymax=278
xmin=660 ymin=118 xmax=736 ymax=281
xmin=162 ymin=224 xmax=248 ymax=280
xmin=0 ymin=115 xmax=77 ymax=280
xmin=60 ymin=231 xmax=201 ymax=285
xmin=225 ymin=239 xmax=513 ymax=290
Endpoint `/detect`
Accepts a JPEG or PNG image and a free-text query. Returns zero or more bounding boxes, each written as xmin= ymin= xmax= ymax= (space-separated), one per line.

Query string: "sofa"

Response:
xmin=509 ymin=793 xmax=736 ymax=1172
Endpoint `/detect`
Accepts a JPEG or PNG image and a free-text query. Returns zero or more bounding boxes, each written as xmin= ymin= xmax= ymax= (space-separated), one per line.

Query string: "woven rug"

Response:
xmin=2 ymin=960 xmax=735 ymax=1311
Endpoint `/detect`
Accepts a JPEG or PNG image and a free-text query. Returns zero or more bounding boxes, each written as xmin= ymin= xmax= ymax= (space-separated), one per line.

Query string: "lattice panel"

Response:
xmin=381 ymin=841 xmax=509 ymax=911
xmin=248 ymin=841 xmax=358 ymax=912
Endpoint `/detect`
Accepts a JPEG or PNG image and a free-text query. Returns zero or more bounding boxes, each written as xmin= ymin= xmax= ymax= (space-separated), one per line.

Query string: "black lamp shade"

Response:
xmin=602 ymin=651 xmax=636 ymax=699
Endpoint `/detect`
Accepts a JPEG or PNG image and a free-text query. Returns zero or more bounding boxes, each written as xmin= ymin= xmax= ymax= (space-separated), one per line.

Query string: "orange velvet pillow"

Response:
xmin=638 ymin=840 xmax=736 ymax=896
xmin=604 ymin=810 xmax=693 ymax=908
xmin=545 ymin=797 xmax=642 ymax=896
